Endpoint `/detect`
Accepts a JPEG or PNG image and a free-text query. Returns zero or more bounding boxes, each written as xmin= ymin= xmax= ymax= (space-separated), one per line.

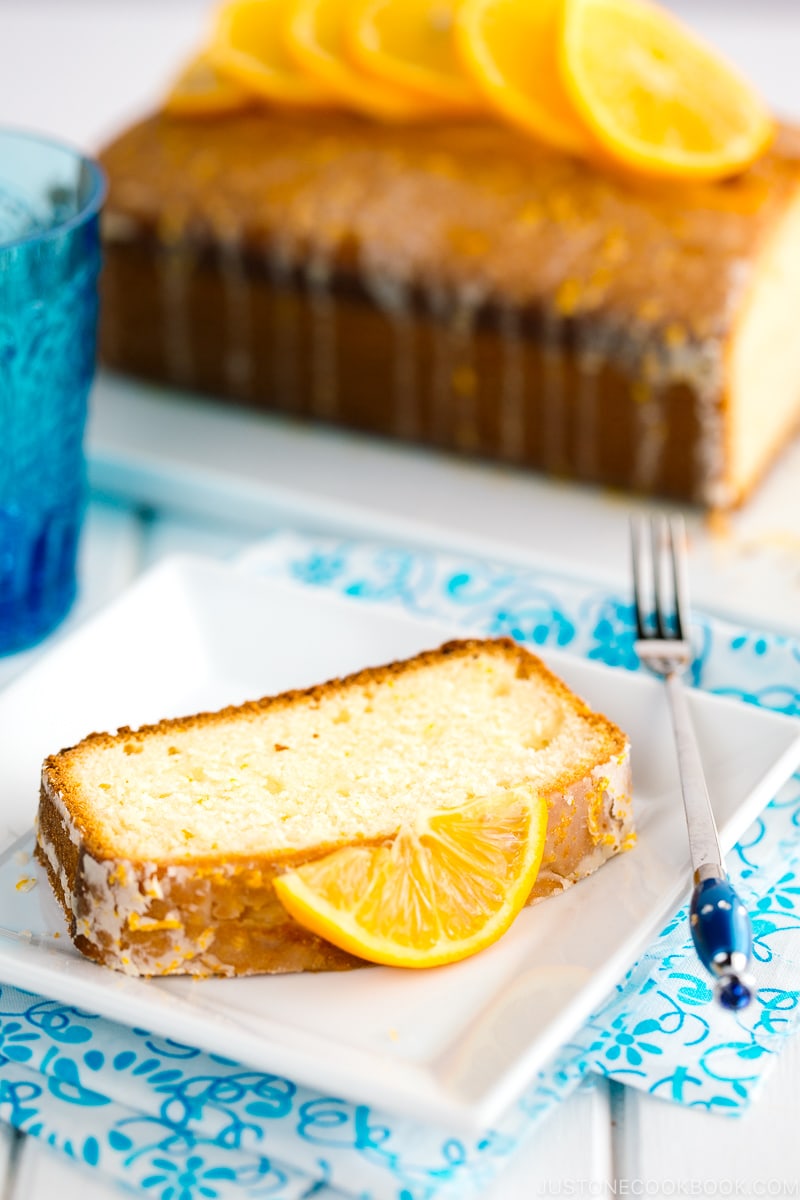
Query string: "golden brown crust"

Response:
xmin=99 ymin=112 xmax=800 ymax=337
xmin=96 ymin=110 xmax=800 ymax=505
xmin=39 ymin=637 xmax=633 ymax=976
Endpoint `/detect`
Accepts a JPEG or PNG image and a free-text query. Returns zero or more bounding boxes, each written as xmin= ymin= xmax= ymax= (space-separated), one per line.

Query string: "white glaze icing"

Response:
xmin=267 ymin=236 xmax=301 ymax=411
xmin=359 ymin=265 xmax=418 ymax=439
xmin=427 ymin=280 xmax=485 ymax=449
xmin=306 ymin=246 xmax=338 ymax=419
xmin=574 ymin=328 xmax=604 ymax=479
xmin=159 ymin=242 xmax=194 ymax=386
xmin=498 ymin=304 xmax=525 ymax=462
xmin=219 ymin=231 xmax=253 ymax=396
xmin=541 ymin=307 xmax=567 ymax=471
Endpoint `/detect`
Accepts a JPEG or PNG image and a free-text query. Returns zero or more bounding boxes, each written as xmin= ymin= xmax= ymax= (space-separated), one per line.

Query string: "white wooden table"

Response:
xmin=3 ymin=1 xmax=800 ymax=1194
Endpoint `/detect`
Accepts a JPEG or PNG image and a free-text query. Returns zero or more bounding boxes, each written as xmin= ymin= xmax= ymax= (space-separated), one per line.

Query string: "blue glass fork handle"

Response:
xmin=690 ymin=875 xmax=754 ymax=1012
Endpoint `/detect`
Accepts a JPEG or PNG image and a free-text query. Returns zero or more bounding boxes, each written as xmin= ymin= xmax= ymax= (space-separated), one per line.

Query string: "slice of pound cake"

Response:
xmin=36 ymin=638 xmax=633 ymax=977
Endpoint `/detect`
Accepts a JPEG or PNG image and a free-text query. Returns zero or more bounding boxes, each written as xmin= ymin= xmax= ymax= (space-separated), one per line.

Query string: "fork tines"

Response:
xmin=630 ymin=514 xmax=690 ymax=643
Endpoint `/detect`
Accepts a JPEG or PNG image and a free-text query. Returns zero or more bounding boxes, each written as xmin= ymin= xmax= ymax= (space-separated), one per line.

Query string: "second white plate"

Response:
xmin=0 ymin=556 xmax=798 ymax=1130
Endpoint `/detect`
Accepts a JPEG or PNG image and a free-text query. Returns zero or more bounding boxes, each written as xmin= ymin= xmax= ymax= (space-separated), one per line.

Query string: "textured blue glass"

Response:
xmin=0 ymin=129 xmax=105 ymax=653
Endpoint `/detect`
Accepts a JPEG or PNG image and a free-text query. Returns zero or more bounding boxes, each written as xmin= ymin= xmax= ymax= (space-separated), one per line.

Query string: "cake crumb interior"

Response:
xmin=64 ymin=652 xmax=610 ymax=861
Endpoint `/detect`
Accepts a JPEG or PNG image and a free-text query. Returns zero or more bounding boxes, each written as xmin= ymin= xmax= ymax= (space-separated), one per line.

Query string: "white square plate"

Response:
xmin=1 ymin=556 xmax=799 ymax=1130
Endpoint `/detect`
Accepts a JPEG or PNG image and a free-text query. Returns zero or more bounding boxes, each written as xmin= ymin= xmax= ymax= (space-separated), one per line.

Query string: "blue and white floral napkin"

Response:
xmin=1 ymin=532 xmax=799 ymax=1200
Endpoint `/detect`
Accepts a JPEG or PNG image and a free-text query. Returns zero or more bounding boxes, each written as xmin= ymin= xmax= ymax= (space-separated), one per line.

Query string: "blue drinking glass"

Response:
xmin=0 ymin=130 xmax=105 ymax=654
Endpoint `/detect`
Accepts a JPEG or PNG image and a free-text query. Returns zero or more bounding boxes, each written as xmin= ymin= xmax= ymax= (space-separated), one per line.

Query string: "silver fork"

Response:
xmin=631 ymin=514 xmax=754 ymax=1011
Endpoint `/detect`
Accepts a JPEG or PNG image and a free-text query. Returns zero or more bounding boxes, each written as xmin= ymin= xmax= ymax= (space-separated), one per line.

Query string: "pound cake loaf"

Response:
xmin=37 ymin=637 xmax=633 ymax=977
xmin=99 ymin=109 xmax=800 ymax=507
